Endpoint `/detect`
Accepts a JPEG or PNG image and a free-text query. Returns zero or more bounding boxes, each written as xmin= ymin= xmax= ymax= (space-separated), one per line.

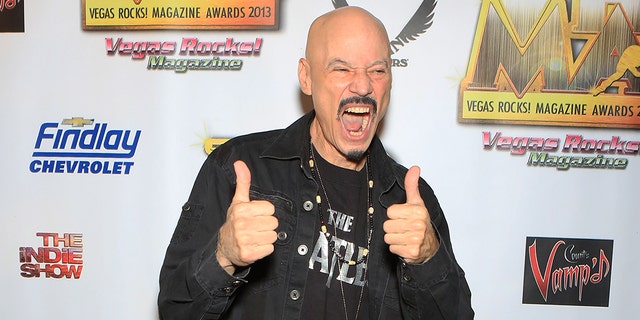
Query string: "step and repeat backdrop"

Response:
xmin=2 ymin=0 xmax=639 ymax=319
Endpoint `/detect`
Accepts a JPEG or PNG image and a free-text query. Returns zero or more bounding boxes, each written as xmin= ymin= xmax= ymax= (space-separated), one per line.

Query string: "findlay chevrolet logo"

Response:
xmin=332 ymin=0 xmax=437 ymax=67
xmin=30 ymin=117 xmax=141 ymax=174
xmin=459 ymin=0 xmax=640 ymax=129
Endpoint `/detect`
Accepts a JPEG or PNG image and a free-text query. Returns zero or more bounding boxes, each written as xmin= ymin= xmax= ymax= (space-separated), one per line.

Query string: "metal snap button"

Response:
xmin=277 ymin=231 xmax=288 ymax=241
xmin=289 ymin=289 xmax=300 ymax=300
xmin=297 ymin=245 xmax=308 ymax=255
xmin=303 ymin=200 xmax=314 ymax=211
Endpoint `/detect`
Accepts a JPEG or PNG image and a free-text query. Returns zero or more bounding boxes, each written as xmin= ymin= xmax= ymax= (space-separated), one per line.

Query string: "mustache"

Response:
xmin=338 ymin=96 xmax=378 ymax=114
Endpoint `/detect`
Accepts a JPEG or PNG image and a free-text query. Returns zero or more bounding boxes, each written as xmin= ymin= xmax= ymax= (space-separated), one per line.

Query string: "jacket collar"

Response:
xmin=261 ymin=110 xmax=402 ymax=202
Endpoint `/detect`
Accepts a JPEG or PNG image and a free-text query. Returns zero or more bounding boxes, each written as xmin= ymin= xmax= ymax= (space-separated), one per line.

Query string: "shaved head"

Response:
xmin=305 ymin=7 xmax=390 ymax=63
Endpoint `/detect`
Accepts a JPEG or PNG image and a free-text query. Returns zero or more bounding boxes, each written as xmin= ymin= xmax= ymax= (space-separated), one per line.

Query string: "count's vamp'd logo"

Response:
xmin=523 ymin=236 xmax=613 ymax=307
xmin=0 ymin=0 xmax=24 ymax=32
xmin=30 ymin=117 xmax=141 ymax=174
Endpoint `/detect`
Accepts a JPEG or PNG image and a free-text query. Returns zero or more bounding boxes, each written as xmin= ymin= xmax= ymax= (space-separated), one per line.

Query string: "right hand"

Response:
xmin=216 ymin=160 xmax=278 ymax=275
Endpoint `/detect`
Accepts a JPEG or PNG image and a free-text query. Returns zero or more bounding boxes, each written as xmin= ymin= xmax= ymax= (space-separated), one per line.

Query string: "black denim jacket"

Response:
xmin=158 ymin=112 xmax=474 ymax=319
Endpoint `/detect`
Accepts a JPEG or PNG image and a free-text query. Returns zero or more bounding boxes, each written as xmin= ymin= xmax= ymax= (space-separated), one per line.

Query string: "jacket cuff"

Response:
xmin=399 ymin=225 xmax=455 ymax=288
xmin=194 ymin=235 xmax=249 ymax=297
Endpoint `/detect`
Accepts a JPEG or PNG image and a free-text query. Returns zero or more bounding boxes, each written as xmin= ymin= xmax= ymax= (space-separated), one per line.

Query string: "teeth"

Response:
xmin=345 ymin=107 xmax=369 ymax=114
xmin=342 ymin=106 xmax=370 ymax=136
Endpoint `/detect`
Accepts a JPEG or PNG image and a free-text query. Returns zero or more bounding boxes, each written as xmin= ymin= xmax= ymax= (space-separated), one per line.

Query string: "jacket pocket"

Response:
xmin=169 ymin=202 xmax=205 ymax=245
xmin=245 ymin=189 xmax=295 ymax=293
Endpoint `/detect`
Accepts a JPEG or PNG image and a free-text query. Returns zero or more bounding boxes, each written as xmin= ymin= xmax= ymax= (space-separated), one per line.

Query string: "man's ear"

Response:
xmin=298 ymin=58 xmax=312 ymax=95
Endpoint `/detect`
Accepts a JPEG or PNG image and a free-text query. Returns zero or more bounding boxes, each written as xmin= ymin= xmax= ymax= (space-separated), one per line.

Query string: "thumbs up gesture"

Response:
xmin=384 ymin=166 xmax=439 ymax=264
xmin=216 ymin=160 xmax=278 ymax=275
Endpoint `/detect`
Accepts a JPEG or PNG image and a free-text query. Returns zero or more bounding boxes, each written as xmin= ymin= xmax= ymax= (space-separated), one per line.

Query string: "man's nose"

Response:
xmin=349 ymin=69 xmax=373 ymax=96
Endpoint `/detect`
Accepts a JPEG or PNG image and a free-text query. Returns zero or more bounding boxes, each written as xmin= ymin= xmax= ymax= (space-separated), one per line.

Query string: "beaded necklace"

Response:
xmin=308 ymin=143 xmax=374 ymax=320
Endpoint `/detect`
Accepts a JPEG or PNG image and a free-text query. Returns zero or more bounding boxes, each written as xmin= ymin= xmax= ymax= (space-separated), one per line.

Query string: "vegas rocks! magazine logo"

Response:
xmin=459 ymin=0 xmax=640 ymax=129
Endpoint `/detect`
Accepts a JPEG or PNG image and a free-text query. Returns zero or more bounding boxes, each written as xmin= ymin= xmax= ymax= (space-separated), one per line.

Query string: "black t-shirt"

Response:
xmin=300 ymin=150 xmax=371 ymax=320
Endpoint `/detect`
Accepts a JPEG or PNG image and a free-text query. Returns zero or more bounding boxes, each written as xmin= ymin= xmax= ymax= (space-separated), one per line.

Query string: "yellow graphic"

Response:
xmin=82 ymin=0 xmax=278 ymax=30
xmin=194 ymin=123 xmax=229 ymax=155
xmin=62 ymin=117 xmax=94 ymax=127
xmin=593 ymin=45 xmax=640 ymax=95
xmin=459 ymin=0 xmax=640 ymax=128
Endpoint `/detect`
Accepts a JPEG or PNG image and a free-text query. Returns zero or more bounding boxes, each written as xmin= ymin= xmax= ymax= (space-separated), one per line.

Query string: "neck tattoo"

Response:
xmin=309 ymin=143 xmax=374 ymax=320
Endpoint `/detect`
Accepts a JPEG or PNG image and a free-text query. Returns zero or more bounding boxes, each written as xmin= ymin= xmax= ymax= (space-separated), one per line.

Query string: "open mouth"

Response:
xmin=341 ymin=106 xmax=372 ymax=137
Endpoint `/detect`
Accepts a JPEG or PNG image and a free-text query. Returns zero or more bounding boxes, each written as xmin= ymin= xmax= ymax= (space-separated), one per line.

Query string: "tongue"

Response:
xmin=342 ymin=113 xmax=363 ymax=131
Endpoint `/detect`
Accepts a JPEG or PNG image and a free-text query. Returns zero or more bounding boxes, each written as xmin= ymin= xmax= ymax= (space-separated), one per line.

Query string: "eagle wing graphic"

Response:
xmin=394 ymin=0 xmax=437 ymax=43
xmin=332 ymin=0 xmax=349 ymax=8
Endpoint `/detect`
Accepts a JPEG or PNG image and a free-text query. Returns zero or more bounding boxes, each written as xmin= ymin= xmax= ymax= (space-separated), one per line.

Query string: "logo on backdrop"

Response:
xmin=459 ymin=0 xmax=640 ymax=128
xmin=523 ymin=236 xmax=613 ymax=307
xmin=0 ymin=0 xmax=24 ymax=32
xmin=194 ymin=123 xmax=228 ymax=156
xmin=82 ymin=0 xmax=279 ymax=30
xmin=332 ymin=0 xmax=437 ymax=68
xmin=483 ymin=131 xmax=639 ymax=170
xmin=30 ymin=117 xmax=141 ymax=174
xmin=105 ymin=37 xmax=263 ymax=72
xmin=19 ymin=233 xmax=84 ymax=279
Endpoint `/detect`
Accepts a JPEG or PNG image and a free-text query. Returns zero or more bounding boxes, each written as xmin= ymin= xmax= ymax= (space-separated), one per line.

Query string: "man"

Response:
xmin=158 ymin=6 xmax=473 ymax=319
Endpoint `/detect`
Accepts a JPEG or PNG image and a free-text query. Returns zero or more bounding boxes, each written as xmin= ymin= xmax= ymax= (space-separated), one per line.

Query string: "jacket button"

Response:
xmin=277 ymin=231 xmax=288 ymax=241
xmin=303 ymin=200 xmax=314 ymax=211
xmin=289 ymin=289 xmax=300 ymax=300
xmin=181 ymin=203 xmax=191 ymax=211
xmin=297 ymin=245 xmax=308 ymax=256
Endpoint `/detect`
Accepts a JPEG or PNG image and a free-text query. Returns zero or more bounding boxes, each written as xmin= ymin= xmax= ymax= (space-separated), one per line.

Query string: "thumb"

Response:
xmin=404 ymin=166 xmax=424 ymax=205
xmin=232 ymin=160 xmax=251 ymax=203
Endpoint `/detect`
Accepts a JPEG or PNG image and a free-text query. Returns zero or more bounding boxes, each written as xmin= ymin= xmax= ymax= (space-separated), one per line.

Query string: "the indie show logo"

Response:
xmin=523 ymin=236 xmax=613 ymax=307
xmin=19 ymin=233 xmax=84 ymax=279
xmin=332 ymin=0 xmax=437 ymax=68
xmin=30 ymin=117 xmax=141 ymax=174
xmin=0 ymin=0 xmax=24 ymax=32
xmin=459 ymin=0 xmax=640 ymax=128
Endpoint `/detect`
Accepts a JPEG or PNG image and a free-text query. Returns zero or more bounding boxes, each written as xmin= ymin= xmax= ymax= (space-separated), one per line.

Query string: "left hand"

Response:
xmin=384 ymin=166 xmax=439 ymax=263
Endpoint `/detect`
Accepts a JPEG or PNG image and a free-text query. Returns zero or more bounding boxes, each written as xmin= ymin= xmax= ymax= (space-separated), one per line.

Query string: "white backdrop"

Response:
xmin=1 ymin=1 xmax=639 ymax=319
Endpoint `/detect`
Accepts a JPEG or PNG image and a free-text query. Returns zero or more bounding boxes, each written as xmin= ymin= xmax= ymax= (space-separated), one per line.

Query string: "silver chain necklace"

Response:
xmin=309 ymin=143 xmax=374 ymax=320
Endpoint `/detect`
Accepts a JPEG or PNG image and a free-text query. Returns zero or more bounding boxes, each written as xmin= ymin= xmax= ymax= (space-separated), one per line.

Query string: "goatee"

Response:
xmin=345 ymin=150 xmax=366 ymax=162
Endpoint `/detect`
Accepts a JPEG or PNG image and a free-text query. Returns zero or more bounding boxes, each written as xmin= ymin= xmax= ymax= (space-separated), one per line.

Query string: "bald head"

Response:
xmin=305 ymin=6 xmax=390 ymax=62
xmin=297 ymin=6 xmax=393 ymax=169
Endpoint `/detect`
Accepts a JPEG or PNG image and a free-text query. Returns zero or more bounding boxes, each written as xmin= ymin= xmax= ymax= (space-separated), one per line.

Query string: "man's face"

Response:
xmin=300 ymin=10 xmax=392 ymax=168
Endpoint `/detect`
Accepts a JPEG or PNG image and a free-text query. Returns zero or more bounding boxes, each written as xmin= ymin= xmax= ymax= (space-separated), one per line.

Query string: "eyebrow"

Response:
xmin=327 ymin=58 xmax=389 ymax=69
